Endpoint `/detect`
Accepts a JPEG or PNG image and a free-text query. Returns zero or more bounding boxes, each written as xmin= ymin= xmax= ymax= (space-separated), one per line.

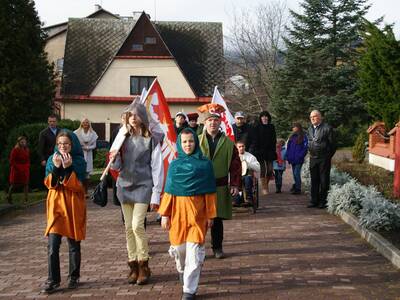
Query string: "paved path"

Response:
xmin=1 ymin=172 xmax=400 ymax=299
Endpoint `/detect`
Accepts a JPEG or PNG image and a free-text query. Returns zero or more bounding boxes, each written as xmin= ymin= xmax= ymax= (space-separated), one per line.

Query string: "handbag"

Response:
xmin=91 ymin=179 xmax=108 ymax=207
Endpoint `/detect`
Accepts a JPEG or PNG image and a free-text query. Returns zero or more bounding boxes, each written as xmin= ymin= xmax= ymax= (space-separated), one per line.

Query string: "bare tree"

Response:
xmin=225 ymin=1 xmax=289 ymax=117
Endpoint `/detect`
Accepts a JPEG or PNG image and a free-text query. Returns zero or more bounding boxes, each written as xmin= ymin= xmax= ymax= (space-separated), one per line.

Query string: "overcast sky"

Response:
xmin=34 ymin=0 xmax=400 ymax=37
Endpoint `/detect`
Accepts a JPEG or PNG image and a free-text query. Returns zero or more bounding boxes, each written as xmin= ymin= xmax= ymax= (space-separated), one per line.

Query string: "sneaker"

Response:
xmin=291 ymin=190 xmax=301 ymax=195
xmin=213 ymin=249 xmax=226 ymax=259
xmin=182 ymin=292 xmax=196 ymax=300
xmin=68 ymin=278 xmax=79 ymax=289
xmin=42 ymin=281 xmax=60 ymax=293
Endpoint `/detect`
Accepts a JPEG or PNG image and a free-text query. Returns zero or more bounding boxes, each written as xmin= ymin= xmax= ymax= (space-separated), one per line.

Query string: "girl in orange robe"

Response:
xmin=42 ymin=130 xmax=87 ymax=293
xmin=159 ymin=128 xmax=216 ymax=299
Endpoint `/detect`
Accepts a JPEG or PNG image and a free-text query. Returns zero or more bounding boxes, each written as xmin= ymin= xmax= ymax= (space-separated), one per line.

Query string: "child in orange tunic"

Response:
xmin=42 ymin=130 xmax=87 ymax=293
xmin=159 ymin=128 xmax=216 ymax=300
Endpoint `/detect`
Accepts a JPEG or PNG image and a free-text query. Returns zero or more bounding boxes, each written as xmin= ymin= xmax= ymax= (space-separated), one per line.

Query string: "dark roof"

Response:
xmin=62 ymin=18 xmax=223 ymax=97
xmin=62 ymin=18 xmax=136 ymax=95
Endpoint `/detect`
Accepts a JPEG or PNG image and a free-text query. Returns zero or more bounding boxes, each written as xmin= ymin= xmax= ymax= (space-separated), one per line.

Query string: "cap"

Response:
xmin=187 ymin=112 xmax=199 ymax=121
xmin=234 ymin=111 xmax=245 ymax=118
xmin=175 ymin=112 xmax=187 ymax=120
xmin=197 ymin=103 xmax=225 ymax=120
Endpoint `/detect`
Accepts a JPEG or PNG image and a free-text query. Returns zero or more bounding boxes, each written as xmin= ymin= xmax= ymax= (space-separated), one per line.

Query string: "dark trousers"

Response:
xmin=48 ymin=233 xmax=81 ymax=283
xmin=274 ymin=170 xmax=284 ymax=191
xmin=211 ymin=217 xmax=223 ymax=251
xmin=310 ymin=158 xmax=331 ymax=206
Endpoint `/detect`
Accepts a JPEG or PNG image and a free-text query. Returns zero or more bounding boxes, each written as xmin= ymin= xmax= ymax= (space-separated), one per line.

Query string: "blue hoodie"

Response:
xmin=286 ymin=134 xmax=308 ymax=165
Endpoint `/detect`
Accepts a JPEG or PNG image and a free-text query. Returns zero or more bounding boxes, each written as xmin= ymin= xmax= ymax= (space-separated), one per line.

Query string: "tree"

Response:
xmin=357 ymin=20 xmax=400 ymax=130
xmin=225 ymin=1 xmax=288 ymax=117
xmin=0 ymin=0 xmax=55 ymax=150
xmin=272 ymin=0 xmax=370 ymax=138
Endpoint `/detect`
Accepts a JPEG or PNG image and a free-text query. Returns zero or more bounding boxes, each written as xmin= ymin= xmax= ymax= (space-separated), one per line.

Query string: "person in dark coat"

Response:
xmin=249 ymin=111 xmax=277 ymax=195
xmin=286 ymin=123 xmax=308 ymax=194
xmin=232 ymin=111 xmax=251 ymax=150
xmin=306 ymin=110 xmax=336 ymax=208
xmin=38 ymin=115 xmax=60 ymax=167
xmin=174 ymin=112 xmax=188 ymax=135
xmin=187 ymin=112 xmax=204 ymax=135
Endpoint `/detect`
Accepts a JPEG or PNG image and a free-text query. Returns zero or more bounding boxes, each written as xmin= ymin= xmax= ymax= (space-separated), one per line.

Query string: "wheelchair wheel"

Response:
xmin=252 ymin=178 xmax=259 ymax=213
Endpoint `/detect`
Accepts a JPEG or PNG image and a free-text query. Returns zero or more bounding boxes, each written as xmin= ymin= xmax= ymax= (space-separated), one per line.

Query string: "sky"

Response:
xmin=34 ymin=0 xmax=400 ymax=37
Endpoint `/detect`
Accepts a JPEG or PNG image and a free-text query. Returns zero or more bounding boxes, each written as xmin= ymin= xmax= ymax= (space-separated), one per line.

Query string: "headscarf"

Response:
xmin=164 ymin=128 xmax=216 ymax=196
xmin=74 ymin=118 xmax=98 ymax=146
xmin=45 ymin=129 xmax=87 ymax=183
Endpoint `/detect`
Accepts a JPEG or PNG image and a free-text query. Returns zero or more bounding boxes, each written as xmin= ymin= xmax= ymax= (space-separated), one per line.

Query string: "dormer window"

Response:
xmin=144 ymin=37 xmax=157 ymax=45
xmin=131 ymin=44 xmax=143 ymax=51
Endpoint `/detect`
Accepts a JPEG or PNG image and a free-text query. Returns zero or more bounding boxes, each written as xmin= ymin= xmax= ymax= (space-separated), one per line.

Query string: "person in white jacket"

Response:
xmin=234 ymin=140 xmax=260 ymax=206
xmin=74 ymin=118 xmax=98 ymax=195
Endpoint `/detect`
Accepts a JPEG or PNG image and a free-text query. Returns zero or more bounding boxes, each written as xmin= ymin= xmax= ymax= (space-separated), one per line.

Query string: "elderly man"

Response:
xmin=232 ymin=111 xmax=251 ymax=150
xmin=306 ymin=110 xmax=336 ymax=209
xmin=198 ymin=104 xmax=241 ymax=259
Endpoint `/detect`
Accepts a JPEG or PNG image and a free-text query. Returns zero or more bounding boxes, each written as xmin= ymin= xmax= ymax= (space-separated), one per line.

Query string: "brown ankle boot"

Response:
xmin=127 ymin=260 xmax=139 ymax=284
xmin=137 ymin=260 xmax=151 ymax=285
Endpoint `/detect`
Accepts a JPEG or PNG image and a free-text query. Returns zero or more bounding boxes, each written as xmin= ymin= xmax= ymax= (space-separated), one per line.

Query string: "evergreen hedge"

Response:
xmin=0 ymin=120 xmax=80 ymax=190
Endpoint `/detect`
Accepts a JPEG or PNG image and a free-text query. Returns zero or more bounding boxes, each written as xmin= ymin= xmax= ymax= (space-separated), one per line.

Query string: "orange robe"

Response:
xmin=159 ymin=193 xmax=217 ymax=246
xmin=44 ymin=172 xmax=86 ymax=241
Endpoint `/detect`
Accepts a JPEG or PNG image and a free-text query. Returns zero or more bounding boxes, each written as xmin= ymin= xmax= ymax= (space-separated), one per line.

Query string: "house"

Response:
xmin=43 ymin=6 xmax=224 ymax=140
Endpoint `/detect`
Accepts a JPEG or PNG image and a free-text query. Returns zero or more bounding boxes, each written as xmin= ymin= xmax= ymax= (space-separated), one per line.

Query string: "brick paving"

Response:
xmin=1 ymin=170 xmax=400 ymax=299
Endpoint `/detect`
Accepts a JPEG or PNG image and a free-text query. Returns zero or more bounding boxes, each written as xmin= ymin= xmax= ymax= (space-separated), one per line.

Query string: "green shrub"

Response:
xmin=93 ymin=149 xmax=108 ymax=169
xmin=352 ymin=131 xmax=368 ymax=163
xmin=0 ymin=119 xmax=81 ymax=190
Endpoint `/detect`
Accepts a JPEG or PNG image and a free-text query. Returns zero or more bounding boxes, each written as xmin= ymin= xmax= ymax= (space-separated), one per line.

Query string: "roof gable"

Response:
xmin=155 ymin=21 xmax=224 ymax=96
xmin=117 ymin=12 xmax=171 ymax=57
xmin=62 ymin=18 xmax=224 ymax=97
xmin=62 ymin=18 xmax=136 ymax=95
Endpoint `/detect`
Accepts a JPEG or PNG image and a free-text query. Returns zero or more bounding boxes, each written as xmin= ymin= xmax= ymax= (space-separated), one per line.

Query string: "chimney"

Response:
xmin=95 ymin=4 xmax=102 ymax=11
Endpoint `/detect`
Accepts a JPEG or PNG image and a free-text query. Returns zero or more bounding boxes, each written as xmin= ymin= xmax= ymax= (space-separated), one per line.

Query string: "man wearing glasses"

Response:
xmin=306 ymin=110 xmax=336 ymax=209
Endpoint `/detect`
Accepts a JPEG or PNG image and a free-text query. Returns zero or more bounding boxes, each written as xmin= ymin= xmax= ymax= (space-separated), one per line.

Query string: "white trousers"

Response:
xmin=169 ymin=242 xmax=205 ymax=294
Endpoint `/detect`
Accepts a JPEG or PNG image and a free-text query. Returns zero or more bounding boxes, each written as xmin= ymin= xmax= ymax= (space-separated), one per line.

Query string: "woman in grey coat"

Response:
xmin=110 ymin=101 xmax=163 ymax=285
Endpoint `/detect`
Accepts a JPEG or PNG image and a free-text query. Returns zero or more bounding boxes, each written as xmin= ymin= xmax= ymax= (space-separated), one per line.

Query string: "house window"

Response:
xmin=130 ymin=76 xmax=156 ymax=95
xmin=144 ymin=37 xmax=157 ymax=45
xmin=56 ymin=58 xmax=64 ymax=74
xmin=131 ymin=44 xmax=143 ymax=51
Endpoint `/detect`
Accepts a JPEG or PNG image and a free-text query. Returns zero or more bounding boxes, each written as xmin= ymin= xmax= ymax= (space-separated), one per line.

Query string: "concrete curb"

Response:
xmin=340 ymin=211 xmax=400 ymax=269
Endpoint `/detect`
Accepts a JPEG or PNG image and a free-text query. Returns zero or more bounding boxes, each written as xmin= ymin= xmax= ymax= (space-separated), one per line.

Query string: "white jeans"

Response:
xmin=169 ymin=242 xmax=205 ymax=294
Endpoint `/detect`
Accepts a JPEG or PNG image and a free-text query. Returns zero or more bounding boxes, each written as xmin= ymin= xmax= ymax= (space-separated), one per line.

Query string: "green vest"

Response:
xmin=199 ymin=132 xmax=234 ymax=219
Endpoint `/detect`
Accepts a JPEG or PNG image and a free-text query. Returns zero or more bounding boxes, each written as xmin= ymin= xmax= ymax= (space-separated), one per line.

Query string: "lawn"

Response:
xmin=0 ymin=190 xmax=47 ymax=207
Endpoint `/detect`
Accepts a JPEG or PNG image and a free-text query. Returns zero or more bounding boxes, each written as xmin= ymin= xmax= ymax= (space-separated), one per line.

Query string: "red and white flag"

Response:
xmin=143 ymin=79 xmax=177 ymax=181
xmin=211 ymin=86 xmax=235 ymax=141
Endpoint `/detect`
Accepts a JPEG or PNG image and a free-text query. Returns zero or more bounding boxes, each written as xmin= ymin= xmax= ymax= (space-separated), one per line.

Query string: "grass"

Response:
xmin=334 ymin=160 xmax=397 ymax=202
xmin=0 ymin=190 xmax=47 ymax=207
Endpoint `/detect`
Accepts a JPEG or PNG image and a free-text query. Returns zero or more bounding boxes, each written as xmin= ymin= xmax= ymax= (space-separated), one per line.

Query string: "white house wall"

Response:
xmin=44 ymin=32 xmax=66 ymax=66
xmin=91 ymin=58 xmax=196 ymax=98
xmin=63 ymin=102 xmax=200 ymax=140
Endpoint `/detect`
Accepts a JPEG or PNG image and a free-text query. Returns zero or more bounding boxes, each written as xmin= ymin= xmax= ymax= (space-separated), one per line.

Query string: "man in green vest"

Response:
xmin=198 ymin=104 xmax=241 ymax=259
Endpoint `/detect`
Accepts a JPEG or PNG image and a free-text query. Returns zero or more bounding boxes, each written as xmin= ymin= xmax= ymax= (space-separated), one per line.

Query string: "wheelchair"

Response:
xmin=235 ymin=171 xmax=259 ymax=214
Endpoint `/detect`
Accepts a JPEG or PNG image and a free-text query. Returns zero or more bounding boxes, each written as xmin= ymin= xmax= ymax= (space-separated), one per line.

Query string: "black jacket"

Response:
xmin=249 ymin=122 xmax=277 ymax=161
xmin=232 ymin=123 xmax=251 ymax=150
xmin=306 ymin=122 xmax=336 ymax=160
xmin=38 ymin=127 xmax=60 ymax=162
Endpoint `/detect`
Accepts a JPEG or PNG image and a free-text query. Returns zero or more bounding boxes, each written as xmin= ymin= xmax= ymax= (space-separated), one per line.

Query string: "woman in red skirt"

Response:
xmin=7 ymin=136 xmax=30 ymax=204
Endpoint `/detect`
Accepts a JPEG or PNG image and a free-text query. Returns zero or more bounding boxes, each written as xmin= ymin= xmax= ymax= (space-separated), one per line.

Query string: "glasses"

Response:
xmin=57 ymin=143 xmax=71 ymax=146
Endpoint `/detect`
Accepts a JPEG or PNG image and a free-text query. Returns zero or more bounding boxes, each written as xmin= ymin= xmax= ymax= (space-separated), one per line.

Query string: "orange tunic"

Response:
xmin=44 ymin=172 xmax=86 ymax=241
xmin=159 ymin=192 xmax=217 ymax=246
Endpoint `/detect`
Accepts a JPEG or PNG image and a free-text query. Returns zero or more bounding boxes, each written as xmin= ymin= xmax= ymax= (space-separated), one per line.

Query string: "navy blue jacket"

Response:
xmin=286 ymin=134 xmax=308 ymax=165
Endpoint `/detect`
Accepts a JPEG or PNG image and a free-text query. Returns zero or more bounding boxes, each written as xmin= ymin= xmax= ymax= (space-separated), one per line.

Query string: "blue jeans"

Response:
xmin=233 ymin=175 xmax=253 ymax=205
xmin=291 ymin=163 xmax=303 ymax=191
xmin=274 ymin=170 xmax=284 ymax=190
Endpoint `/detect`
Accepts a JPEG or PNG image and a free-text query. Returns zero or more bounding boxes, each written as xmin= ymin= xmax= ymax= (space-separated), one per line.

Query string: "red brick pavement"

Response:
xmin=1 ymin=171 xmax=400 ymax=299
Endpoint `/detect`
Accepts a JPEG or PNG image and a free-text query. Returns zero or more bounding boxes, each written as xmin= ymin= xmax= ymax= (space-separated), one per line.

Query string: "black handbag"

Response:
xmin=91 ymin=179 xmax=108 ymax=207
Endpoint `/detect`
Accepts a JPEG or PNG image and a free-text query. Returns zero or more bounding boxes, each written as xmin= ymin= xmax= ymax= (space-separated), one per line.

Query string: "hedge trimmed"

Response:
xmin=0 ymin=120 xmax=81 ymax=190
